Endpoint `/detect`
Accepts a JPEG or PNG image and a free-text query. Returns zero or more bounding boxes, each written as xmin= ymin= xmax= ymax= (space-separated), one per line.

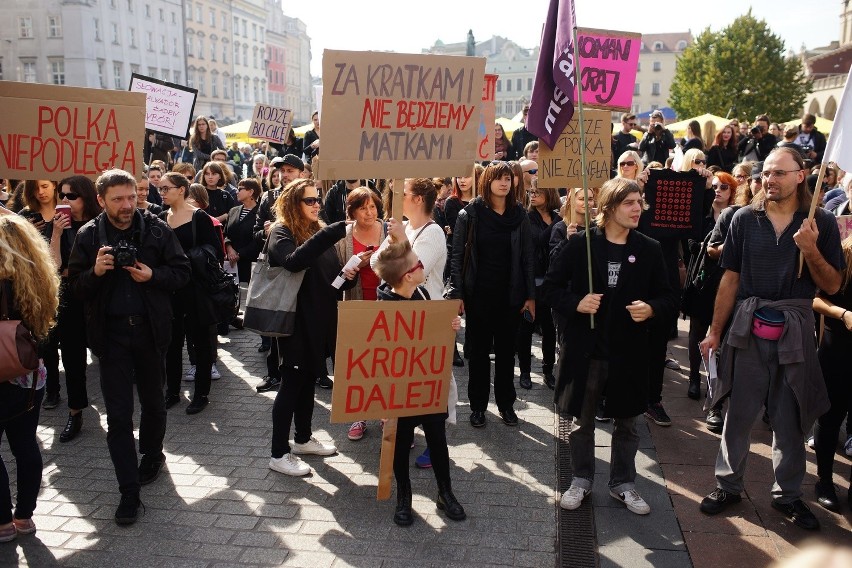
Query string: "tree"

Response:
xmin=669 ymin=11 xmax=811 ymax=123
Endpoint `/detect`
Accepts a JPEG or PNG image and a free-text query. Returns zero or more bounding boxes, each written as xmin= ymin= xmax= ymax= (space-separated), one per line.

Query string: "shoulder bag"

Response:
xmin=0 ymin=281 xmax=40 ymax=383
xmin=243 ymin=231 xmax=305 ymax=337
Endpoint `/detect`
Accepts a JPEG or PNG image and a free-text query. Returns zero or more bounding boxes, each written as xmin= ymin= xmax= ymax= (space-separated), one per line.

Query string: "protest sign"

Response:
xmin=318 ymin=50 xmax=486 ymax=179
xmin=477 ymin=74 xmax=498 ymax=161
xmin=331 ymin=300 xmax=458 ymax=423
xmin=639 ymin=169 xmax=706 ymax=240
xmin=0 ymin=81 xmax=145 ymax=180
xmin=837 ymin=215 xmax=852 ymax=240
xmin=537 ymin=109 xmax=611 ymax=188
xmin=249 ymin=103 xmax=292 ymax=144
xmin=576 ymin=28 xmax=641 ymax=112
xmin=129 ymin=73 xmax=197 ymax=139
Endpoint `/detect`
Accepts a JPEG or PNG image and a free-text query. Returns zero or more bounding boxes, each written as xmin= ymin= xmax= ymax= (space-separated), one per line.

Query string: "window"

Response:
xmin=243 ymin=45 xmax=248 ymax=66
xmin=242 ymin=19 xmax=247 ymax=38
xmin=195 ymin=7 xmax=201 ymax=22
xmin=506 ymin=79 xmax=512 ymax=92
xmin=676 ymin=40 xmax=687 ymax=51
xmin=0 ymin=60 xmax=5 ymax=81
xmin=222 ymin=12 xmax=228 ymax=31
xmin=634 ymin=83 xmax=640 ymax=96
xmin=129 ymin=28 xmax=136 ymax=48
xmin=516 ymin=78 xmax=521 ymax=91
xmin=147 ymin=66 xmax=156 ymax=77
xmin=187 ymin=69 xmax=195 ymax=88
xmin=210 ymin=40 xmax=216 ymax=61
xmin=21 ymin=61 xmax=36 ymax=82
xmin=253 ymin=80 xmax=259 ymax=102
xmin=651 ymin=82 xmax=661 ymax=96
xmin=48 ymin=16 xmax=62 ymax=38
xmin=527 ymin=78 xmax=532 ymax=90
xmin=234 ymin=76 xmax=241 ymax=101
xmin=19 ymin=17 xmax=33 ymax=38
xmin=159 ymin=8 xmax=164 ymax=22
xmin=97 ymin=60 xmax=106 ymax=88
xmin=171 ymin=11 xmax=176 ymax=25
xmin=185 ymin=2 xmax=192 ymax=20
xmin=130 ymin=64 xmax=139 ymax=76
xmin=653 ymin=41 xmax=663 ymax=51
xmin=209 ymin=8 xmax=215 ymax=26
xmin=211 ymin=74 xmax=218 ymax=98
xmin=127 ymin=0 xmax=133 ymax=12
xmin=233 ymin=16 xmax=239 ymax=34
xmin=253 ymin=49 xmax=258 ymax=69
xmin=160 ymin=35 xmax=166 ymax=54
xmin=145 ymin=4 xmax=151 ymax=18
xmin=172 ymin=37 xmax=178 ymax=56
xmin=146 ymin=31 xmax=153 ymax=51
xmin=198 ymin=72 xmax=206 ymax=97
xmin=112 ymin=23 xmax=120 ymax=44
xmin=173 ymin=71 xmax=181 ymax=84
xmin=496 ymin=80 xmax=501 ymax=93
xmin=243 ymin=80 xmax=248 ymax=101
xmin=197 ymin=38 xmax=204 ymax=59
xmin=113 ymin=62 xmax=123 ymax=89
xmin=223 ymin=76 xmax=230 ymax=99
xmin=496 ymin=101 xmax=503 ymax=115
xmin=234 ymin=42 xmax=239 ymax=62
xmin=223 ymin=44 xmax=228 ymax=64
xmin=186 ymin=37 xmax=193 ymax=57
xmin=252 ymin=23 xmax=257 ymax=40
xmin=160 ymin=69 xmax=167 ymax=82
xmin=651 ymin=104 xmax=659 ymax=111
xmin=110 ymin=0 xmax=116 ymax=7
xmin=636 ymin=61 xmax=641 ymax=72
xmin=652 ymin=61 xmax=661 ymax=72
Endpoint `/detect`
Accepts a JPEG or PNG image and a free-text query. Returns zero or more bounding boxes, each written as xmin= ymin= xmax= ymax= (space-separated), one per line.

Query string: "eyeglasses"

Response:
xmin=734 ymin=174 xmax=748 ymax=180
xmin=619 ymin=160 xmax=637 ymax=167
xmin=301 ymin=197 xmax=321 ymax=206
xmin=693 ymin=159 xmax=706 ymax=165
xmin=760 ymin=169 xmax=801 ymax=180
xmin=158 ymin=185 xmax=179 ymax=193
xmin=59 ymin=191 xmax=81 ymax=201
xmin=526 ymin=190 xmax=541 ymax=197
xmin=712 ymin=183 xmax=730 ymax=190
xmin=404 ymin=259 xmax=424 ymax=276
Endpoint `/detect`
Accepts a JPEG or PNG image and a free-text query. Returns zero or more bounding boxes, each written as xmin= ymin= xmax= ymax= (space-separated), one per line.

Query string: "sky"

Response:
xmin=284 ymin=0 xmax=842 ymax=78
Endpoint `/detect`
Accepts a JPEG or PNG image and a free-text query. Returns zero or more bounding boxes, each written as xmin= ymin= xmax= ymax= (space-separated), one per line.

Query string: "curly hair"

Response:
xmin=273 ymin=179 xmax=323 ymax=245
xmin=0 ymin=215 xmax=59 ymax=338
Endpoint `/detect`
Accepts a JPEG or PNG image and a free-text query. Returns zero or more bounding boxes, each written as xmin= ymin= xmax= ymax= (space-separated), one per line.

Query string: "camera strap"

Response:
xmin=97 ymin=210 xmax=146 ymax=247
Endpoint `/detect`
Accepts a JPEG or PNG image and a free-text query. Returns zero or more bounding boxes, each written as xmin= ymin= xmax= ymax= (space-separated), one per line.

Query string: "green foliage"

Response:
xmin=669 ymin=11 xmax=811 ymax=122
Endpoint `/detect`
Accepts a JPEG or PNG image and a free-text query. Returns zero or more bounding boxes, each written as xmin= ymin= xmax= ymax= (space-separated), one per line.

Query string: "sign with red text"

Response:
xmin=129 ymin=73 xmax=197 ymax=139
xmin=0 ymin=81 xmax=145 ymax=180
xmin=331 ymin=300 xmax=459 ymax=423
xmin=576 ymin=28 xmax=641 ymax=112
xmin=249 ymin=103 xmax=292 ymax=144
xmin=477 ymin=74 xmax=498 ymax=161
xmin=538 ymin=109 xmax=611 ymax=188
xmin=318 ymin=50 xmax=486 ymax=179
xmin=837 ymin=215 xmax=852 ymax=240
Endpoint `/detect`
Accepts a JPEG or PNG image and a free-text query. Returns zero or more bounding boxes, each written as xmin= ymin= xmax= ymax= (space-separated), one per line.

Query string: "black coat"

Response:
xmin=224 ymin=204 xmax=261 ymax=283
xmin=511 ymin=126 xmax=538 ymax=158
xmin=705 ymin=145 xmax=738 ymax=173
xmin=267 ymin=221 xmax=352 ymax=375
xmin=638 ymin=129 xmax=676 ymax=164
xmin=67 ymin=210 xmax=191 ymax=357
xmin=445 ymin=197 xmax=536 ymax=308
xmin=528 ymin=208 xmax=561 ymax=278
xmin=541 ymin=227 xmax=678 ymax=418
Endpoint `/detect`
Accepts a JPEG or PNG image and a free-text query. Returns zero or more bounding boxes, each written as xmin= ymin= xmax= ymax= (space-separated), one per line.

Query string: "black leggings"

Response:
xmin=516 ymin=304 xmax=556 ymax=374
xmin=814 ymin=334 xmax=852 ymax=483
xmin=166 ymin=294 xmax=213 ymax=400
xmin=57 ymin=282 xmax=89 ymax=410
xmin=394 ymin=415 xmax=450 ymax=485
xmin=270 ymin=365 xmax=316 ymax=458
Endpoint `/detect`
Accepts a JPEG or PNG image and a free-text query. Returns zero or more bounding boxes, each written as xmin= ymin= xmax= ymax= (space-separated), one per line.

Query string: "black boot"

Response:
xmin=59 ymin=411 xmax=82 ymax=443
xmin=687 ymin=376 xmax=701 ymax=400
xmin=436 ymin=479 xmax=466 ymax=521
xmin=543 ymin=364 xmax=556 ymax=390
xmin=453 ymin=344 xmax=464 ymax=367
xmin=393 ymin=479 xmax=413 ymax=526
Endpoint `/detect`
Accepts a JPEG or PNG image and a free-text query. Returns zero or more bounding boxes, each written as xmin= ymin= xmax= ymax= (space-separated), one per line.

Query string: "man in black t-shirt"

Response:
xmin=612 ymin=113 xmax=638 ymax=170
xmin=543 ymin=178 xmax=677 ymax=516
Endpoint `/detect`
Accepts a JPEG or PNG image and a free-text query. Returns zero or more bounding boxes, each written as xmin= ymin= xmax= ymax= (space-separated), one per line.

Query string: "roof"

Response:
xmin=640 ymin=33 xmax=692 ymax=53
xmin=807 ymin=43 xmax=852 ymax=75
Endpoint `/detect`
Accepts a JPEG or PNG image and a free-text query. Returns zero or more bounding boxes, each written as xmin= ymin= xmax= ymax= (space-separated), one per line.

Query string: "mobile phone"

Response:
xmin=365 ymin=245 xmax=375 ymax=251
xmin=523 ymin=308 xmax=534 ymax=323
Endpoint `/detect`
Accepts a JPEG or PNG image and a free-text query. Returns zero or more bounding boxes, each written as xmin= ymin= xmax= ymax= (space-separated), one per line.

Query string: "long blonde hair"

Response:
xmin=273 ymin=179 xmax=323 ymax=245
xmin=0 ymin=215 xmax=59 ymax=338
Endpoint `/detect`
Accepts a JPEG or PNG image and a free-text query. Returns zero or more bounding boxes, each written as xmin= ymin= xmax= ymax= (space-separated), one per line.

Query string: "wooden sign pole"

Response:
xmin=392 ymin=178 xmax=405 ymax=221
xmin=376 ymin=418 xmax=398 ymax=500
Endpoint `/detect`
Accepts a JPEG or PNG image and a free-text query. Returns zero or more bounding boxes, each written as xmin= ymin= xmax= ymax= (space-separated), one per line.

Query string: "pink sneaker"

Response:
xmin=348 ymin=421 xmax=367 ymax=441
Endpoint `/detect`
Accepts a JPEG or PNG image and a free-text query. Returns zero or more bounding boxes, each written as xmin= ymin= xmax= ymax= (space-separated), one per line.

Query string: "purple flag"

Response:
xmin=528 ymin=0 xmax=577 ymax=150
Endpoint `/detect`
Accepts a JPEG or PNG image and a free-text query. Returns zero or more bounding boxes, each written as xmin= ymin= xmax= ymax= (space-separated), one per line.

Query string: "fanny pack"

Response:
xmin=752 ymin=307 xmax=785 ymax=341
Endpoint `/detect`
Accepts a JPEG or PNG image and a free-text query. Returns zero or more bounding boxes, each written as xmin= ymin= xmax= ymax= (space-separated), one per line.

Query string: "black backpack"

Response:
xmin=681 ymin=231 xmax=722 ymax=320
xmin=186 ymin=211 xmax=239 ymax=325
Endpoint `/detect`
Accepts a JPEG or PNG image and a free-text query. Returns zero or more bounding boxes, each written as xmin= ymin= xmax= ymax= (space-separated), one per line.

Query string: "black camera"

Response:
xmin=801 ymin=144 xmax=813 ymax=155
xmin=750 ymin=125 xmax=762 ymax=135
xmin=652 ymin=123 xmax=664 ymax=132
xmin=110 ymin=240 xmax=138 ymax=268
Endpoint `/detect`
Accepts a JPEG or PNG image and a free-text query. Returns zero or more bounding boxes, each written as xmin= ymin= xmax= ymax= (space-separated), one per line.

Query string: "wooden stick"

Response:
xmin=392 ymin=178 xmax=404 ymax=221
xmin=798 ymin=161 xmax=827 ymax=277
xmin=376 ymin=418 xmax=397 ymax=500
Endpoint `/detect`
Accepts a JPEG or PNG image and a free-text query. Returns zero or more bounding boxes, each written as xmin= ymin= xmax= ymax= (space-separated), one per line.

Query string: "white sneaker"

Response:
xmin=211 ymin=364 xmax=221 ymax=380
xmin=560 ymin=483 xmax=590 ymax=510
xmin=845 ymin=436 xmax=852 ymax=457
xmin=269 ymin=453 xmax=310 ymax=476
xmin=183 ymin=365 xmax=196 ymax=382
xmin=807 ymin=435 xmax=815 ymax=449
xmin=609 ymin=488 xmax=651 ymax=515
xmin=291 ymin=436 xmax=337 ymax=456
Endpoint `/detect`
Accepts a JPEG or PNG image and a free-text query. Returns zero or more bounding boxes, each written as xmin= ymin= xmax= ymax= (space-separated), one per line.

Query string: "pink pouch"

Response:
xmin=751 ymin=316 xmax=784 ymax=340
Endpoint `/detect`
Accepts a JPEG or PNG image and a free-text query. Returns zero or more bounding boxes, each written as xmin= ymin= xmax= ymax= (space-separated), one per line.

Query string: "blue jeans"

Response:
xmin=0 ymin=383 xmax=44 ymax=524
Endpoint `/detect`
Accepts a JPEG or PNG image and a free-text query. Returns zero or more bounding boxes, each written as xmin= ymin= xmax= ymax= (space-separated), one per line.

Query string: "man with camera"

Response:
xmin=795 ymin=113 xmax=827 ymax=164
xmin=612 ymin=113 xmax=639 ymax=171
xmin=68 ymin=169 xmax=190 ymax=526
xmin=738 ymin=114 xmax=777 ymax=163
xmin=638 ymin=110 xmax=675 ymax=165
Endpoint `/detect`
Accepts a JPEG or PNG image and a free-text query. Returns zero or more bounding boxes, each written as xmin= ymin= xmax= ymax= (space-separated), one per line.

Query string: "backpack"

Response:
xmin=681 ymin=231 xmax=722 ymax=320
xmin=187 ymin=210 xmax=239 ymax=325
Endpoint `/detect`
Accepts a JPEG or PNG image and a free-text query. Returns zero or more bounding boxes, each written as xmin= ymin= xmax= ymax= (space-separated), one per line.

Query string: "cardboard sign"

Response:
xmin=331 ymin=300 xmax=458 ymax=423
xmin=249 ymin=103 xmax=292 ymax=144
xmin=129 ymin=73 xmax=197 ymax=139
xmin=576 ymin=28 xmax=642 ymax=112
xmin=318 ymin=50 xmax=486 ymax=179
xmin=0 ymin=81 xmax=145 ymax=180
xmin=537 ymin=109 xmax=611 ymax=188
xmin=477 ymin=74 xmax=498 ymax=161
xmin=639 ymin=169 xmax=706 ymax=240
xmin=837 ymin=215 xmax=852 ymax=240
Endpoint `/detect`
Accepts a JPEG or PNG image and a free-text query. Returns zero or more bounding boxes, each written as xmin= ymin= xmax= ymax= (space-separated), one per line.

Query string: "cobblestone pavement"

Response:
xmin=1 ymin=324 xmax=559 ymax=567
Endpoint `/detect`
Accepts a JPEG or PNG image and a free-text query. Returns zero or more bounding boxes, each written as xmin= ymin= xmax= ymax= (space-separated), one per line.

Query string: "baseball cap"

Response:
xmin=271 ymin=154 xmax=304 ymax=171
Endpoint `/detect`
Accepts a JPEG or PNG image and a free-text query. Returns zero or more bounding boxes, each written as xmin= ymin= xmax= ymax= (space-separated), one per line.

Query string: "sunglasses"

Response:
xmin=59 ymin=191 xmax=81 ymax=201
xmin=619 ymin=160 xmax=636 ymax=167
xmin=404 ymin=259 xmax=424 ymax=276
xmin=301 ymin=197 xmax=321 ymax=206
xmin=693 ymin=159 xmax=706 ymax=165
xmin=712 ymin=183 xmax=730 ymax=190
xmin=526 ymin=169 xmax=538 ymax=175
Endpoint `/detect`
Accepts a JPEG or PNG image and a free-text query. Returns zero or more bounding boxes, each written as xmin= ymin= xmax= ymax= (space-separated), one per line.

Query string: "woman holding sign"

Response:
xmin=446 ymin=162 xmax=535 ymax=428
xmin=267 ymin=179 xmax=357 ymax=477
xmin=189 ymin=116 xmax=224 ymax=172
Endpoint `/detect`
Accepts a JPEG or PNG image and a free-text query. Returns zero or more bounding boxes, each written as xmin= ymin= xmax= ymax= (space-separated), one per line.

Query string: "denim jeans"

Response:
xmin=0 ymin=383 xmax=44 ymax=524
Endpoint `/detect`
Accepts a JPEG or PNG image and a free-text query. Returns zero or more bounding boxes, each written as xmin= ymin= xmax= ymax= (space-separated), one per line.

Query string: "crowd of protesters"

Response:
xmin=0 ymin=105 xmax=850 ymax=540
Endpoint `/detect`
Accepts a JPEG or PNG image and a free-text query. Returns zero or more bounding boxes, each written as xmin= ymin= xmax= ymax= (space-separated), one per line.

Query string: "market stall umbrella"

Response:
xmin=219 ymin=120 xmax=258 ymax=144
xmin=665 ymin=113 xmax=730 ymax=138
xmin=496 ymin=116 xmax=524 ymax=141
xmin=783 ymin=115 xmax=833 ymax=135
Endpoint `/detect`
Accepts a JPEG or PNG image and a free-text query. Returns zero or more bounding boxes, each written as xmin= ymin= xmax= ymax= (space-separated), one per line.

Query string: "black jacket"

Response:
xmin=303 ymin=129 xmax=319 ymax=164
xmin=528 ymin=208 xmax=561 ymax=278
xmin=738 ymin=134 xmax=777 ymax=162
xmin=224 ymin=204 xmax=261 ymax=283
xmin=511 ymin=126 xmax=538 ymax=159
xmin=797 ymin=126 xmax=827 ymax=163
xmin=320 ymin=181 xmax=381 ymax=224
xmin=541 ymin=227 xmax=678 ymax=418
xmin=638 ymin=129 xmax=676 ymax=164
xmin=445 ymin=197 xmax=535 ymax=308
xmin=705 ymin=144 xmax=738 ymax=173
xmin=253 ymin=187 xmax=282 ymax=246
xmin=268 ymin=221 xmax=353 ymax=375
xmin=269 ymin=138 xmax=304 ymax=159
xmin=67 ymin=210 xmax=191 ymax=357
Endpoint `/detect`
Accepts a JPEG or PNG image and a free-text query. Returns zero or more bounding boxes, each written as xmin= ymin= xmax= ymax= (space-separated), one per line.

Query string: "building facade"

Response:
xmin=0 ymin=0 xmax=186 ymax=90
xmin=801 ymin=2 xmax=852 ymax=121
xmin=184 ymin=0 xmax=234 ymax=119
xmin=230 ymin=0 xmax=266 ymax=120
xmin=265 ymin=0 xmax=313 ymax=124
xmin=632 ymin=32 xmax=692 ymax=116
